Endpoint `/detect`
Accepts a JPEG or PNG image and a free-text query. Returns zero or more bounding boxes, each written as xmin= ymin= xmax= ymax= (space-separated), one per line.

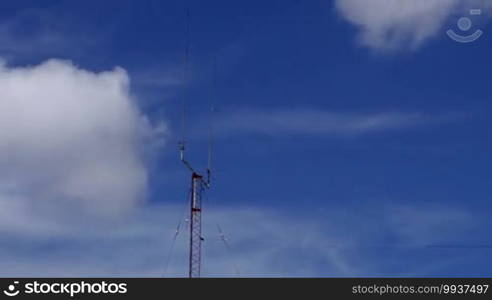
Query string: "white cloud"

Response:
xmin=334 ymin=0 xmax=488 ymax=51
xmin=0 ymin=59 xmax=165 ymax=226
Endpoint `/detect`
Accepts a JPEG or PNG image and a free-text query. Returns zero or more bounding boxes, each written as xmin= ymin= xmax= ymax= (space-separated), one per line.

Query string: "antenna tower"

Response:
xmin=179 ymin=9 xmax=213 ymax=278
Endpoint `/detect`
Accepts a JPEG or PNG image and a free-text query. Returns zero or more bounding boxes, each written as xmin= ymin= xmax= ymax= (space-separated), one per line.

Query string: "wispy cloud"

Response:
xmin=386 ymin=204 xmax=474 ymax=245
xmin=0 ymin=7 xmax=106 ymax=61
xmin=0 ymin=201 xmax=480 ymax=277
xmin=131 ymin=67 xmax=184 ymax=89
xmin=206 ymin=108 xmax=454 ymax=138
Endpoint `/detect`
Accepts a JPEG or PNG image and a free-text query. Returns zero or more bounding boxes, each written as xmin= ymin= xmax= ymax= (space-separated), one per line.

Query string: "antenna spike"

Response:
xmin=181 ymin=8 xmax=190 ymax=144
xmin=179 ymin=9 xmax=195 ymax=174
xmin=206 ymin=57 xmax=217 ymax=186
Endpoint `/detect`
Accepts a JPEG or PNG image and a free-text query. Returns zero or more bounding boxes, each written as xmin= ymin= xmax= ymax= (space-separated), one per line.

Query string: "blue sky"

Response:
xmin=0 ymin=0 xmax=492 ymax=277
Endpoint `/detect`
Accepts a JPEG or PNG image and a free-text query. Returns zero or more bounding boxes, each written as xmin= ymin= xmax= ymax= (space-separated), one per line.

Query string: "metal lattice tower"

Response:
xmin=189 ymin=172 xmax=204 ymax=277
xmin=179 ymin=140 xmax=210 ymax=278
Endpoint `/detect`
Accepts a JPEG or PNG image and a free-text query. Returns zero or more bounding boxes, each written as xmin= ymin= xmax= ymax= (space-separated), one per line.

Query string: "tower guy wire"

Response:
xmin=163 ymin=219 xmax=182 ymax=277
xmin=217 ymin=224 xmax=241 ymax=276
xmin=163 ymin=194 xmax=190 ymax=277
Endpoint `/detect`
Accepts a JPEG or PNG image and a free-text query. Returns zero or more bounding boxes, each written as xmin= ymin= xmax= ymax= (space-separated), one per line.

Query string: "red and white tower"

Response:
xmin=179 ymin=141 xmax=210 ymax=278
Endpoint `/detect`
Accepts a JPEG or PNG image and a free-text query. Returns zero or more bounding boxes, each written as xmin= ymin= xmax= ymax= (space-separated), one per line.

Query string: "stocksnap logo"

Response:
xmin=3 ymin=281 xmax=20 ymax=297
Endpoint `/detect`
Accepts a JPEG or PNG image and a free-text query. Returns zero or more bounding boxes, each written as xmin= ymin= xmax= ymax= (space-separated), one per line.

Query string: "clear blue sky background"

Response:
xmin=1 ymin=0 xmax=492 ymax=277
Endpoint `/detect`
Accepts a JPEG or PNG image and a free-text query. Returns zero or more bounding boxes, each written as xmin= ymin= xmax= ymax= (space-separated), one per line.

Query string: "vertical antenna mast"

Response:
xmin=206 ymin=58 xmax=217 ymax=186
xmin=179 ymin=9 xmax=191 ymax=168
xmin=179 ymin=9 xmax=213 ymax=278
